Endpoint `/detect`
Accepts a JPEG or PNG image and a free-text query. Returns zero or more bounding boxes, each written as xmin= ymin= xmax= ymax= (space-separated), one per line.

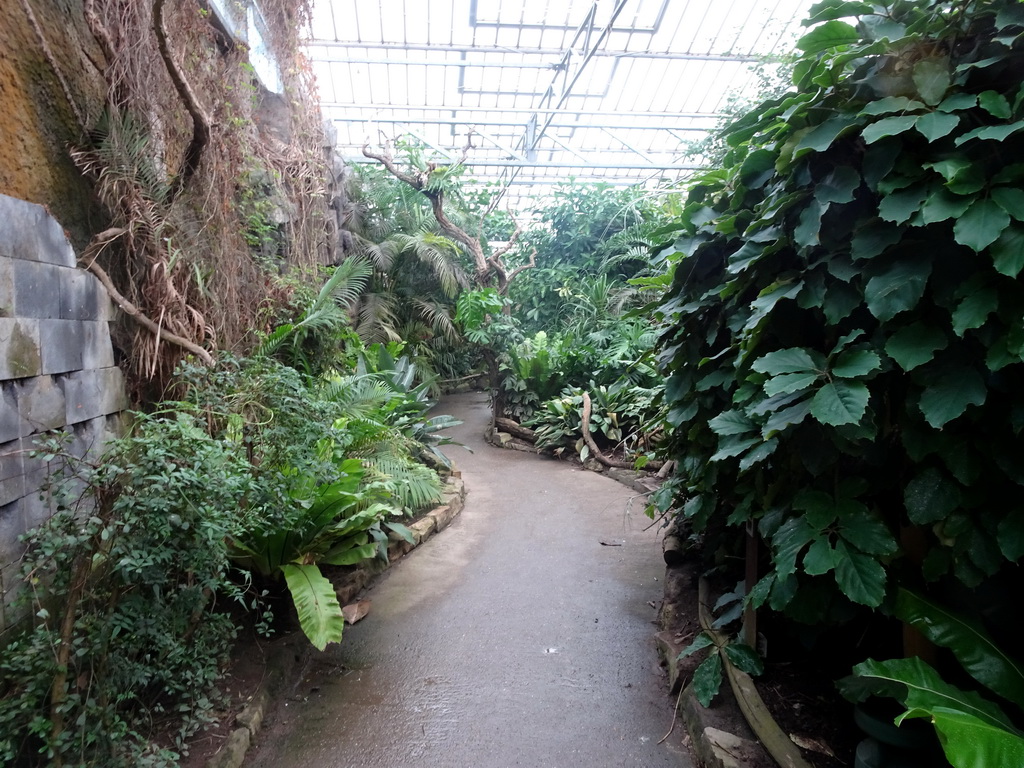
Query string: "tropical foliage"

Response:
xmin=652 ymin=0 xmax=1024 ymax=626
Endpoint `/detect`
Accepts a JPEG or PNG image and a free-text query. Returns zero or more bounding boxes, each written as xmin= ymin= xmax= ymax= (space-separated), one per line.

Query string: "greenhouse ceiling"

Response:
xmin=306 ymin=0 xmax=817 ymax=211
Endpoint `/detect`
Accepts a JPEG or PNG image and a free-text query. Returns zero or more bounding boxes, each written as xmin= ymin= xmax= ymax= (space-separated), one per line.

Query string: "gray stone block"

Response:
xmin=69 ymin=416 xmax=109 ymax=465
xmin=81 ymin=320 xmax=115 ymax=370
xmin=59 ymin=268 xmax=102 ymax=320
xmin=37 ymin=213 xmax=76 ymax=268
xmin=39 ymin=319 xmax=85 ymax=375
xmin=0 ymin=195 xmax=76 ymax=268
xmin=0 ymin=498 xmax=26 ymax=567
xmin=0 ymin=258 xmax=13 ymax=317
xmin=62 ymin=367 xmax=126 ymax=425
xmin=13 ymin=259 xmax=61 ymax=319
xmin=16 ymin=375 xmax=66 ymax=432
xmin=0 ymin=317 xmax=41 ymax=380
xmin=0 ymin=439 xmax=25 ymax=507
xmin=100 ymin=366 xmax=129 ymax=414
xmin=0 ymin=383 xmax=26 ymax=443
xmin=20 ymin=488 xmax=56 ymax=534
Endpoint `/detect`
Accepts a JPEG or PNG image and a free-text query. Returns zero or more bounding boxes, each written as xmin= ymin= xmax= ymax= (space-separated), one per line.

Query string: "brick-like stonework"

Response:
xmin=0 ymin=194 xmax=127 ymax=630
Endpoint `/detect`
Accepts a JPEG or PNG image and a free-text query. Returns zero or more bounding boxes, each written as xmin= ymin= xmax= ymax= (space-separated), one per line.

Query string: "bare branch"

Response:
xmin=84 ymin=0 xmax=116 ymax=66
xmin=154 ymin=0 xmax=211 ymax=200
xmin=490 ymin=213 xmax=523 ymax=263
xmin=500 ymin=246 xmax=537 ymax=293
xmin=361 ymin=144 xmax=426 ymax=189
xmin=80 ymin=231 xmax=215 ymax=365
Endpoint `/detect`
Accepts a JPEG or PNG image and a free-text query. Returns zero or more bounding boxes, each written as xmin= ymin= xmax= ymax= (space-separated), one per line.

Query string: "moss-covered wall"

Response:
xmin=0 ymin=0 xmax=108 ymax=250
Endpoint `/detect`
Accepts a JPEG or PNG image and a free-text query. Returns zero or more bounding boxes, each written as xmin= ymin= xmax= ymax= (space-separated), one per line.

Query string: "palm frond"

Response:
xmin=364 ymin=451 xmax=442 ymax=513
xmin=410 ymin=298 xmax=460 ymax=343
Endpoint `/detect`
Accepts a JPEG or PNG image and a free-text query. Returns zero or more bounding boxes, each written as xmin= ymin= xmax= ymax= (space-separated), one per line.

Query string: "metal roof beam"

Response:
xmin=492 ymin=0 xmax=631 ymax=207
xmin=324 ymin=115 xmax=711 ymax=132
xmin=340 ymin=155 xmax=701 ymax=170
xmin=319 ymin=103 xmax=724 ymax=119
xmin=305 ymin=41 xmax=760 ymax=63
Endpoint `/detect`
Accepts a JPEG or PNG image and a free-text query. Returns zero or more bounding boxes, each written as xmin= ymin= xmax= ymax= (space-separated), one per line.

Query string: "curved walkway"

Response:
xmin=249 ymin=392 xmax=691 ymax=768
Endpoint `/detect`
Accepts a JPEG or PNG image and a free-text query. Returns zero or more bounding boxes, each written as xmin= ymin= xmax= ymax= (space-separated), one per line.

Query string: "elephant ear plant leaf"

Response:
xmin=840 ymin=591 xmax=1024 ymax=768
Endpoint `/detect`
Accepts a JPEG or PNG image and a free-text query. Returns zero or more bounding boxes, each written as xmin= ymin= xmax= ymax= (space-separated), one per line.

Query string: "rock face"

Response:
xmin=0 ymin=194 xmax=127 ymax=631
xmin=0 ymin=0 xmax=107 ymax=249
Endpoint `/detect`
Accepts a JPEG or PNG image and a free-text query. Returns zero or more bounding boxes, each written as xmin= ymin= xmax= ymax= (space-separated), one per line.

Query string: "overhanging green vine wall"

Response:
xmin=654 ymin=0 xmax=1024 ymax=623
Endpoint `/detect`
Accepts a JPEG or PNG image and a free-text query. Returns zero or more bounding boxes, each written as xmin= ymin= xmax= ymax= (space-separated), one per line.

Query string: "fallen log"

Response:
xmin=494 ymin=417 xmax=537 ymax=443
xmin=580 ymin=392 xmax=666 ymax=471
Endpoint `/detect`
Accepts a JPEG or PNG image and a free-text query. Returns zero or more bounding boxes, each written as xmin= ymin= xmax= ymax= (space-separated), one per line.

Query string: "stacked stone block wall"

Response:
xmin=0 ymin=193 xmax=127 ymax=630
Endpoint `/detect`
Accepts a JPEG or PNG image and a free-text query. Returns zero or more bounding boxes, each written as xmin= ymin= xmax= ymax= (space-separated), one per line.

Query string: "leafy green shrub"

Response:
xmin=0 ymin=414 xmax=249 ymax=767
xmin=0 ymin=349 xmax=454 ymax=763
xmin=526 ymin=382 xmax=662 ymax=462
xmin=654 ymin=0 xmax=1024 ymax=623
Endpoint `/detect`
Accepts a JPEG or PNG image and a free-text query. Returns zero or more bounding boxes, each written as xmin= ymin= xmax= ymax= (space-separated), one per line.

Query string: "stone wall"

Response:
xmin=0 ymin=193 xmax=127 ymax=630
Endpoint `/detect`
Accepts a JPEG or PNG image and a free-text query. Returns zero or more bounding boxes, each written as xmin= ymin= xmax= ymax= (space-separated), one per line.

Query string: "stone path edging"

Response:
xmin=203 ymin=474 xmax=467 ymax=768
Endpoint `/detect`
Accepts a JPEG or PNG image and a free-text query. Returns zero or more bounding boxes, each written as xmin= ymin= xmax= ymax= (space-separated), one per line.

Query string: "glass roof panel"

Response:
xmin=306 ymin=0 xmax=816 ymax=212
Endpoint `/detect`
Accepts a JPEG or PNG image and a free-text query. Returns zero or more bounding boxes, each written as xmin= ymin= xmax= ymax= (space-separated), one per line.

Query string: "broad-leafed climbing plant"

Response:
xmin=654 ymin=0 xmax=1024 ymax=622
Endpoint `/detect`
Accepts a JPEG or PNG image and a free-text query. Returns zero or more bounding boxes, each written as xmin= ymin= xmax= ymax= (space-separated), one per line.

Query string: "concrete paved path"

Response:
xmin=248 ymin=392 xmax=691 ymax=768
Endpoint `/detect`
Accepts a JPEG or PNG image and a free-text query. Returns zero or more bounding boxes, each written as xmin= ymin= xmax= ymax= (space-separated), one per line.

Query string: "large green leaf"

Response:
xmin=991 ymin=224 xmax=1024 ymax=278
xmin=952 ymin=288 xmax=998 ymax=336
xmin=815 ymin=166 xmax=861 ymax=204
xmin=678 ymin=632 xmax=715 ymax=661
xmin=834 ymin=539 xmax=886 ymax=606
xmin=838 ymin=504 xmax=898 ymax=555
xmin=853 ymin=657 xmax=1020 ymax=733
xmin=860 ymin=96 xmax=925 ymax=116
xmin=926 ymin=157 xmax=986 ymax=194
xmin=911 ymin=57 xmax=950 ymax=106
xmin=895 ymin=589 xmax=1024 ymax=710
xmin=850 ymin=219 xmax=902 ymax=260
xmin=723 ymin=643 xmax=764 ymax=676
xmin=938 ymin=93 xmax=977 ymax=112
xmin=803 ymin=537 xmax=836 ymax=575
xmin=831 ymin=349 xmax=881 ymax=378
xmin=904 ymin=467 xmax=961 ymax=525
xmin=322 ymin=540 xmax=378 ymax=566
xmin=761 ymin=399 xmax=812 ymax=437
xmin=878 ymin=185 xmax=928 ymax=225
xmin=885 ymin=322 xmax=947 ymax=371
xmin=929 ymin=708 xmax=1024 ymax=768
xmin=709 ymin=410 xmax=757 ymax=436
xmin=693 ymin=652 xmax=724 ymax=707
xmin=796 ymin=20 xmax=860 ymax=53
xmin=915 ymin=112 xmax=960 ymax=142
xmin=978 ymin=90 xmax=1012 ymax=119
xmin=795 ymin=116 xmax=862 ymax=154
xmin=753 ymin=348 xmax=821 ymax=375
xmin=862 ymin=115 xmax=920 ymax=144
xmin=919 ymin=367 xmax=987 ymax=429
xmin=811 ymin=380 xmax=869 ymax=426
xmin=773 ymin=517 xmax=817 ymax=577
xmin=764 ymin=371 xmax=820 ymax=397
xmin=805 ymin=1 xmax=874 ymax=25
xmin=864 ymin=258 xmax=931 ymax=322
xmin=282 ymin=563 xmax=346 ymax=651
xmin=954 ymin=198 xmax=1011 ymax=252
xmin=955 ymin=121 xmax=1024 ymax=146
xmin=920 ymin=189 xmax=973 ymax=224
xmin=992 ymin=187 xmax=1024 ymax=222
